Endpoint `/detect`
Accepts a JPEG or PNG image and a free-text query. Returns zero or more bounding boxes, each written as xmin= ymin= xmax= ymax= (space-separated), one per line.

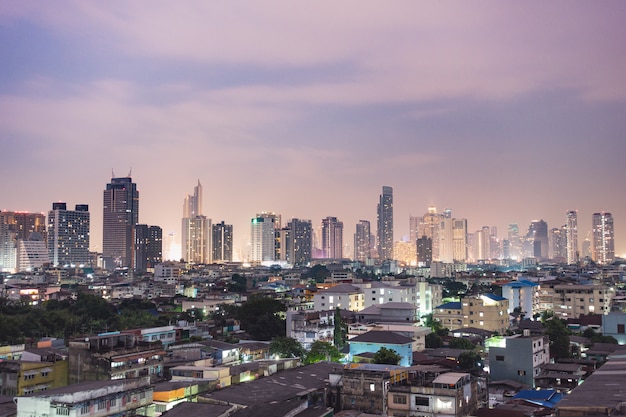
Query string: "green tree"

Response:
xmin=372 ymin=347 xmax=401 ymax=365
xmin=306 ymin=341 xmax=342 ymax=364
xmin=304 ymin=264 xmax=330 ymax=283
xmin=228 ymin=274 xmax=247 ymax=293
xmin=543 ymin=318 xmax=571 ymax=360
xmin=236 ymin=295 xmax=286 ymax=340
xmin=448 ymin=337 xmax=476 ymax=350
xmin=270 ymin=337 xmax=305 ymax=359
xmin=458 ymin=351 xmax=482 ymax=371
xmin=333 ymin=308 xmax=347 ymax=349
xmin=425 ymin=332 xmax=443 ymax=348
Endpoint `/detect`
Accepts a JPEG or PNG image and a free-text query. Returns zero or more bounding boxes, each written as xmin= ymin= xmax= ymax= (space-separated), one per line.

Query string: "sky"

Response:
xmin=1 ymin=1 xmax=626 ymax=260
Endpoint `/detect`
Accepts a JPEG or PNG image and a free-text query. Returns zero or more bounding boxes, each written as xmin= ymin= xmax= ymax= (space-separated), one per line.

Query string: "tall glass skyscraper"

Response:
xmin=377 ymin=186 xmax=393 ymax=260
xmin=592 ymin=212 xmax=614 ymax=264
xmin=321 ymin=216 xmax=343 ymax=259
xmin=354 ymin=220 xmax=371 ymax=263
xmin=103 ymin=176 xmax=139 ymax=269
xmin=182 ymin=180 xmax=211 ymax=264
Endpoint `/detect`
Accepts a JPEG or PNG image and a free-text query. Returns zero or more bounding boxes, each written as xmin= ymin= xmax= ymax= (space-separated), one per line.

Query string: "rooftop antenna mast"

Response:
xmin=128 ymin=167 xmax=132 ymax=177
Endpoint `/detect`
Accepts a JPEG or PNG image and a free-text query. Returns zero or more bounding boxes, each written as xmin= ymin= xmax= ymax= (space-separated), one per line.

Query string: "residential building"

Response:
xmin=285 ymin=310 xmax=336 ymax=350
xmin=354 ymin=220 xmax=371 ymax=263
xmin=394 ymin=241 xmax=417 ymax=266
xmin=102 ymin=176 xmax=139 ymax=269
xmin=488 ymin=334 xmax=550 ymax=388
xmin=0 ymin=211 xmax=46 ymax=272
xmin=602 ymin=312 xmax=626 ymax=345
xmin=134 ymin=224 xmax=162 ymax=273
xmin=416 ymin=235 xmax=432 ymax=267
xmin=15 ymin=377 xmax=153 ymax=417
xmin=349 ymin=330 xmax=413 ymax=366
xmin=551 ymin=283 xmax=614 ymax=318
xmin=313 ymin=283 xmax=363 ymax=312
xmin=355 ymin=302 xmax=418 ymax=324
xmin=419 ymin=206 xmax=442 ymax=261
xmin=527 ymin=220 xmax=549 ymax=260
xmin=377 ymin=186 xmax=394 ymax=260
xmin=592 ymin=211 xmax=615 ymax=264
xmin=212 ymin=221 xmax=233 ymax=262
xmin=68 ymin=333 xmax=166 ymax=384
xmin=549 ymin=226 xmax=567 ymax=261
xmin=433 ymin=294 xmax=509 ymax=333
xmin=501 ymin=279 xmax=539 ymax=317
xmin=321 ymin=216 xmax=343 ymax=259
xmin=47 ymin=202 xmax=90 ymax=267
xmin=0 ymin=360 xmax=59 ymax=396
xmin=387 ymin=371 xmax=478 ymax=417
xmin=284 ymin=218 xmax=312 ymax=266
xmin=507 ymin=223 xmax=522 ymax=260
xmin=250 ymin=212 xmax=280 ymax=263
xmin=17 ymin=233 xmax=50 ymax=271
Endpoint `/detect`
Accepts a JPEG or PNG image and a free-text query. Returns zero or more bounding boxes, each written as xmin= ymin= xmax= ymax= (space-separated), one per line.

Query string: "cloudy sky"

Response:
xmin=1 ymin=1 xmax=625 ymax=259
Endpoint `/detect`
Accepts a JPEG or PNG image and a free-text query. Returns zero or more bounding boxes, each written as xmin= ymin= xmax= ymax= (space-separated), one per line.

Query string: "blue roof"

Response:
xmin=483 ymin=293 xmax=507 ymax=301
xmin=436 ymin=301 xmax=461 ymax=310
xmin=503 ymin=280 xmax=538 ymax=288
xmin=513 ymin=389 xmax=565 ymax=408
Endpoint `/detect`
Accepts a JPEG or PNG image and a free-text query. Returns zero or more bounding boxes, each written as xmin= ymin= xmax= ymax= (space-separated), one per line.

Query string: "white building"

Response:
xmin=16 ymin=377 xmax=152 ymax=417
xmin=313 ymin=283 xmax=363 ymax=312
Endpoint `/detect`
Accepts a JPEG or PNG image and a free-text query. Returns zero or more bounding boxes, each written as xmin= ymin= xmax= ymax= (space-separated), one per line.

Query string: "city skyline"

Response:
xmin=1 ymin=3 xmax=625 ymax=257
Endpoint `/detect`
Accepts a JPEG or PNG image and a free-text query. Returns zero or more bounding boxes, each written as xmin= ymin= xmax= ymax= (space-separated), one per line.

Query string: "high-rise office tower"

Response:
xmin=549 ymin=226 xmax=567 ymax=261
xmin=474 ymin=226 xmax=491 ymax=261
xmin=250 ymin=212 xmax=280 ymax=262
xmin=592 ymin=212 xmax=615 ymax=264
xmin=409 ymin=215 xmax=421 ymax=244
xmin=48 ymin=202 xmax=90 ymax=267
xmin=439 ymin=217 xmax=455 ymax=263
xmin=283 ymin=218 xmax=312 ymax=266
xmin=212 ymin=221 xmax=233 ymax=263
xmin=135 ymin=224 xmax=162 ymax=273
xmin=490 ymin=227 xmax=500 ymax=260
xmin=321 ymin=216 xmax=343 ymax=259
xmin=566 ymin=210 xmax=579 ymax=265
xmin=527 ymin=220 xmax=549 ymax=260
xmin=416 ymin=236 xmax=432 ymax=266
xmin=182 ymin=181 xmax=211 ymax=264
xmin=103 ymin=176 xmax=139 ymax=269
xmin=507 ymin=224 xmax=521 ymax=260
xmin=0 ymin=211 xmax=46 ymax=272
xmin=377 ymin=186 xmax=393 ymax=260
xmin=419 ymin=206 xmax=442 ymax=261
xmin=354 ymin=220 xmax=371 ymax=263
xmin=452 ymin=218 xmax=468 ymax=262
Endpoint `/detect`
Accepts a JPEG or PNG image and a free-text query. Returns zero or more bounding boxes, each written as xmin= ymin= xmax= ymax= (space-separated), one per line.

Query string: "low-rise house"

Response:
xmin=349 ymin=331 xmax=413 ymax=366
xmin=433 ymin=294 xmax=509 ymax=334
xmin=314 ymin=284 xmax=364 ymax=312
xmin=355 ymin=302 xmax=418 ymax=323
xmin=15 ymin=376 xmax=153 ymax=417
xmin=487 ymin=334 xmax=549 ymax=388
xmin=534 ymin=363 xmax=585 ymax=391
xmin=602 ymin=312 xmax=626 ymax=344
xmin=152 ymin=380 xmax=213 ymax=416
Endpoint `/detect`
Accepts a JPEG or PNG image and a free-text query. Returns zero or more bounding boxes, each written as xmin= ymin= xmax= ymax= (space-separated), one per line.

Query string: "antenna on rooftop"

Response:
xmin=112 ymin=169 xmax=115 ymax=178
xmin=128 ymin=167 xmax=132 ymax=177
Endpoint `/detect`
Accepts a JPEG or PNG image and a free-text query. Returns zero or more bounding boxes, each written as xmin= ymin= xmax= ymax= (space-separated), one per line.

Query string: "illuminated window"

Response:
xmin=370 ymin=383 xmax=375 ymax=391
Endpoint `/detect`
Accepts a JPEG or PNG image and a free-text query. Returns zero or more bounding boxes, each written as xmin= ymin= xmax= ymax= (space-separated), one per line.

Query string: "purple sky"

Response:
xmin=1 ymin=2 xmax=625 ymax=259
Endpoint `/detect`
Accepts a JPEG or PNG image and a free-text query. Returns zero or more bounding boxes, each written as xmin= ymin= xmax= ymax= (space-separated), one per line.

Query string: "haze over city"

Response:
xmin=1 ymin=2 xmax=625 ymax=258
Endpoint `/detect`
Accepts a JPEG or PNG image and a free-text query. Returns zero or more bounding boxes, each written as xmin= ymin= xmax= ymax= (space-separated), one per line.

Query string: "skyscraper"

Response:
xmin=48 ymin=202 xmax=90 ymax=267
xmin=566 ymin=210 xmax=579 ymax=265
xmin=283 ymin=218 xmax=312 ymax=266
xmin=507 ymin=223 xmax=521 ymax=260
xmin=321 ymin=216 xmax=343 ymax=259
xmin=212 ymin=221 xmax=233 ymax=262
xmin=103 ymin=176 xmax=138 ymax=269
xmin=527 ymin=220 xmax=548 ymax=260
xmin=377 ymin=186 xmax=393 ymax=260
xmin=0 ymin=211 xmax=46 ymax=272
xmin=135 ymin=224 xmax=162 ymax=273
xmin=354 ymin=220 xmax=371 ymax=263
xmin=419 ymin=206 xmax=442 ymax=261
xmin=182 ymin=181 xmax=211 ymax=264
xmin=409 ymin=215 xmax=421 ymax=244
xmin=549 ymin=226 xmax=567 ymax=261
xmin=592 ymin=212 xmax=615 ymax=264
xmin=250 ymin=212 xmax=280 ymax=263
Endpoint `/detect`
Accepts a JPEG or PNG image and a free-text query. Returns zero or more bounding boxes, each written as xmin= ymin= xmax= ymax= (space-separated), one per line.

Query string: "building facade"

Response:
xmin=102 ymin=176 xmax=139 ymax=269
xmin=592 ymin=211 xmax=615 ymax=264
xmin=566 ymin=210 xmax=579 ymax=264
xmin=354 ymin=220 xmax=371 ymax=263
xmin=0 ymin=211 xmax=46 ymax=272
xmin=321 ymin=216 xmax=343 ymax=259
xmin=212 ymin=221 xmax=233 ymax=262
xmin=377 ymin=186 xmax=394 ymax=260
xmin=250 ymin=212 xmax=280 ymax=263
xmin=134 ymin=224 xmax=162 ymax=273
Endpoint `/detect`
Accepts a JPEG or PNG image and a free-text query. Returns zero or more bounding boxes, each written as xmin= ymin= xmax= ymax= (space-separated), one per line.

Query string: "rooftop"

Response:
xmin=350 ymin=330 xmax=413 ymax=345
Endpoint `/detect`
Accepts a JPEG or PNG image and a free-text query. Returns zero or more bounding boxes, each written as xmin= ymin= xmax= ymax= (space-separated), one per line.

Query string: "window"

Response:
xmin=56 ymin=407 xmax=70 ymax=416
xmin=370 ymin=383 xmax=376 ymax=391
xmin=415 ymin=396 xmax=430 ymax=406
xmin=496 ymin=355 xmax=504 ymax=361
xmin=618 ymin=324 xmax=625 ymax=334
xmin=393 ymin=394 xmax=407 ymax=404
xmin=110 ymin=398 xmax=117 ymax=407
xmin=518 ymin=370 xmax=526 ymax=376
xmin=80 ymin=405 xmax=90 ymax=415
xmin=24 ymin=374 xmax=35 ymax=380
xmin=97 ymin=400 xmax=106 ymax=410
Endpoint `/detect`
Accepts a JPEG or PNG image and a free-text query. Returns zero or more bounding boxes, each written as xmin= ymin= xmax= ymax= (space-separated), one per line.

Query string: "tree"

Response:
xmin=270 ymin=337 xmax=305 ymax=359
xmin=458 ymin=351 xmax=482 ymax=372
xmin=372 ymin=347 xmax=401 ymax=365
xmin=333 ymin=308 xmax=347 ymax=349
xmin=425 ymin=332 xmax=443 ymax=348
xmin=228 ymin=274 xmax=247 ymax=293
xmin=306 ymin=341 xmax=342 ymax=364
xmin=448 ymin=337 xmax=476 ymax=350
xmin=304 ymin=264 xmax=330 ymax=283
xmin=236 ymin=295 xmax=286 ymax=340
xmin=543 ymin=318 xmax=571 ymax=360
